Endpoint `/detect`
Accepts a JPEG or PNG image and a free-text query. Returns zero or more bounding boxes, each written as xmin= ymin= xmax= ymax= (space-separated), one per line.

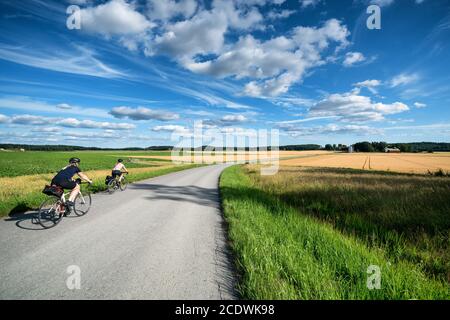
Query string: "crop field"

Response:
xmin=0 ymin=150 xmax=194 ymax=217
xmin=0 ymin=150 xmax=173 ymax=177
xmin=280 ymin=152 xmax=450 ymax=174
xmin=220 ymin=165 xmax=450 ymax=299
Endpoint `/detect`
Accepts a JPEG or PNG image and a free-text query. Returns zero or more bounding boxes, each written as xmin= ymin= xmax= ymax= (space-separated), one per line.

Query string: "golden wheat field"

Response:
xmin=279 ymin=152 xmax=450 ymax=174
xmin=128 ymin=151 xmax=450 ymax=174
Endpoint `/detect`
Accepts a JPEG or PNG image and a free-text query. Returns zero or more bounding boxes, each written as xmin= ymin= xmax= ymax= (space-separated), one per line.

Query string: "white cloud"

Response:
xmin=57 ymin=118 xmax=135 ymax=130
xmin=109 ymin=106 xmax=180 ymax=121
xmin=152 ymin=9 xmax=228 ymax=58
xmin=0 ymin=96 xmax=109 ymax=118
xmin=0 ymin=114 xmax=9 ymax=123
xmin=186 ymin=18 xmax=350 ymax=97
xmin=146 ymin=0 xmax=198 ymax=22
xmin=7 ymin=114 xmax=135 ymax=130
xmin=80 ymin=0 xmax=154 ymax=36
xmin=343 ymin=52 xmax=366 ymax=67
xmin=299 ymin=0 xmax=321 ymax=8
xmin=267 ymin=9 xmax=295 ymax=20
xmin=220 ymin=114 xmax=248 ymax=123
xmin=308 ymin=91 xmax=409 ymax=122
xmin=353 ymin=79 xmax=381 ymax=94
xmin=414 ymin=102 xmax=427 ymax=108
xmin=278 ymin=123 xmax=382 ymax=137
xmin=56 ymin=103 xmax=73 ymax=110
xmin=390 ymin=73 xmax=419 ymax=87
xmin=152 ymin=124 xmax=191 ymax=134
xmin=0 ymin=45 xmax=125 ymax=79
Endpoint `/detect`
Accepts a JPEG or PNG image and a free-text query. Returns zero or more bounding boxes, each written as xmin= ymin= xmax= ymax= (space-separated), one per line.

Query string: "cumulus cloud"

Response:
xmin=152 ymin=124 xmax=190 ymax=134
xmin=308 ymin=91 xmax=409 ymax=122
xmin=109 ymin=106 xmax=180 ymax=121
xmin=353 ymin=79 xmax=381 ymax=94
xmin=185 ymin=18 xmax=350 ymax=97
xmin=221 ymin=114 xmax=247 ymax=123
xmin=7 ymin=114 xmax=135 ymax=130
xmin=278 ymin=122 xmax=382 ymax=137
xmin=343 ymin=52 xmax=366 ymax=67
xmin=80 ymin=0 xmax=154 ymax=37
xmin=74 ymin=1 xmax=360 ymax=97
xmin=146 ymin=0 xmax=198 ymax=22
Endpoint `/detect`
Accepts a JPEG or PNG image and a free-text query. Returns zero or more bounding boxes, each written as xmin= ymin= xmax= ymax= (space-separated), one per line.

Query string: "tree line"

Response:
xmin=351 ymin=142 xmax=450 ymax=153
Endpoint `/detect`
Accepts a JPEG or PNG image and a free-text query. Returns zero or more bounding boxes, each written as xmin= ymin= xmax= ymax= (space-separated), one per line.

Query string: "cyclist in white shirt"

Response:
xmin=112 ymin=159 xmax=128 ymax=182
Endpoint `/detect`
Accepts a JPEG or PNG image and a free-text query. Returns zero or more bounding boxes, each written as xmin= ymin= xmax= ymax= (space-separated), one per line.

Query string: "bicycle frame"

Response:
xmin=61 ymin=189 xmax=88 ymax=204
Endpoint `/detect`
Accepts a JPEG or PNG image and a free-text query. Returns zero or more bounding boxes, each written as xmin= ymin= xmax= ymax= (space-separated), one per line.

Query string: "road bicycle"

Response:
xmin=37 ymin=181 xmax=92 ymax=229
xmin=107 ymin=172 xmax=128 ymax=194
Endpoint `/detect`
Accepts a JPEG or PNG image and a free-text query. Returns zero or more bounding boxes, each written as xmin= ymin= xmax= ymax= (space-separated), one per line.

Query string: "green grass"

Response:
xmin=220 ymin=165 xmax=449 ymax=299
xmin=1 ymin=164 xmax=199 ymax=217
xmin=0 ymin=150 xmax=172 ymax=177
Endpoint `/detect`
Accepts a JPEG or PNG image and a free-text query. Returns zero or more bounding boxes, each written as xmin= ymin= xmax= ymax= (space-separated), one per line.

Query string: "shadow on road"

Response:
xmin=4 ymin=209 xmax=84 ymax=231
xmin=129 ymin=183 xmax=220 ymax=208
xmin=4 ymin=211 xmax=45 ymax=231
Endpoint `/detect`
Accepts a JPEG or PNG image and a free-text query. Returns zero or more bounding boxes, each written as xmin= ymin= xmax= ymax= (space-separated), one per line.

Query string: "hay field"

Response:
xmin=280 ymin=152 xmax=450 ymax=174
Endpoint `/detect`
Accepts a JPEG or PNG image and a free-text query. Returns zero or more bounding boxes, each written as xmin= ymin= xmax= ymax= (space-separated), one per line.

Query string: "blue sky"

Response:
xmin=0 ymin=0 xmax=449 ymax=148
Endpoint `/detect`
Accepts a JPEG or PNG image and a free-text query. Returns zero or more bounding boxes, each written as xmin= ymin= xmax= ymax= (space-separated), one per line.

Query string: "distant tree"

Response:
xmin=354 ymin=141 xmax=374 ymax=152
xmin=371 ymin=141 xmax=387 ymax=152
xmin=325 ymin=144 xmax=334 ymax=151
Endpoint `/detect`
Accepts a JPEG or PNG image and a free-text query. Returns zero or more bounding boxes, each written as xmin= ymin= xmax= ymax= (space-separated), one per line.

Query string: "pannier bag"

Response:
xmin=105 ymin=175 xmax=113 ymax=185
xmin=42 ymin=185 xmax=64 ymax=197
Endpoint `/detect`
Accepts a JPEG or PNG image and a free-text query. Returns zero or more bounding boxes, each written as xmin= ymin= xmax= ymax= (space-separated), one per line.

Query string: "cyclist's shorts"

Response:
xmin=112 ymin=170 xmax=122 ymax=178
xmin=51 ymin=178 xmax=77 ymax=190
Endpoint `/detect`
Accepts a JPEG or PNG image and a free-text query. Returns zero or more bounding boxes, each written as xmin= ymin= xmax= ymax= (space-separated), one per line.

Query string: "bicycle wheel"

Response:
xmin=119 ymin=177 xmax=128 ymax=191
xmin=73 ymin=191 xmax=92 ymax=216
xmin=107 ymin=179 xmax=117 ymax=194
xmin=37 ymin=197 xmax=64 ymax=229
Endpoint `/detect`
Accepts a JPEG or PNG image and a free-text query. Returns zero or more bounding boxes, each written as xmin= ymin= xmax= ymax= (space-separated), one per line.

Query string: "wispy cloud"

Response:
xmin=0 ymin=96 xmax=110 ymax=118
xmin=0 ymin=44 xmax=126 ymax=79
xmin=389 ymin=73 xmax=420 ymax=88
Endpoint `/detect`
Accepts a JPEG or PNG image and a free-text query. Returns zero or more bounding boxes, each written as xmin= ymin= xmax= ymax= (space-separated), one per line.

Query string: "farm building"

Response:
xmin=384 ymin=147 xmax=401 ymax=153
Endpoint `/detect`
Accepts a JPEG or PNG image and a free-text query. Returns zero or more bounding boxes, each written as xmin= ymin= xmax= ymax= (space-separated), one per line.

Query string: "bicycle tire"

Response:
xmin=107 ymin=179 xmax=117 ymax=194
xmin=73 ymin=191 xmax=92 ymax=216
xmin=37 ymin=196 xmax=64 ymax=229
xmin=120 ymin=177 xmax=128 ymax=191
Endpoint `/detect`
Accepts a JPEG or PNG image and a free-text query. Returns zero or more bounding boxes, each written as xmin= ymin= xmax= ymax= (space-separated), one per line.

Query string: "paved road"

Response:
xmin=0 ymin=164 xmax=237 ymax=299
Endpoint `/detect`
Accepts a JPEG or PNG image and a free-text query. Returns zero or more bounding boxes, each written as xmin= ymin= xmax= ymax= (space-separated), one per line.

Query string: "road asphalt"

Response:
xmin=0 ymin=164 xmax=237 ymax=299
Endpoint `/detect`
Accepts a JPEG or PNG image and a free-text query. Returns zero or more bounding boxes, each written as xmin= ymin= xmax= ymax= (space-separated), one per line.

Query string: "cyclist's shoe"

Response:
xmin=66 ymin=200 xmax=75 ymax=208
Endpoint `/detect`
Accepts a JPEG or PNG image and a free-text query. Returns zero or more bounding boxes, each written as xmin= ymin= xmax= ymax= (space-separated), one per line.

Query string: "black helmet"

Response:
xmin=69 ymin=157 xmax=81 ymax=164
xmin=118 ymin=159 xmax=123 ymax=163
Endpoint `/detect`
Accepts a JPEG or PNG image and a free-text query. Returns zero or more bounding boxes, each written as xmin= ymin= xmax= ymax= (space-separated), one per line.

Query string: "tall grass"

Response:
xmin=220 ymin=165 xmax=449 ymax=299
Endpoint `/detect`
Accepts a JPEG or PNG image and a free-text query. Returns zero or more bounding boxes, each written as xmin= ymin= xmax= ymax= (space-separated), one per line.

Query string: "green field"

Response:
xmin=0 ymin=150 xmax=172 ymax=177
xmin=220 ymin=165 xmax=450 ymax=299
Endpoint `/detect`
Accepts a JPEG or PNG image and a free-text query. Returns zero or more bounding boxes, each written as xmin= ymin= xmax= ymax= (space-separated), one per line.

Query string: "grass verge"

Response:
xmin=220 ymin=165 xmax=449 ymax=299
